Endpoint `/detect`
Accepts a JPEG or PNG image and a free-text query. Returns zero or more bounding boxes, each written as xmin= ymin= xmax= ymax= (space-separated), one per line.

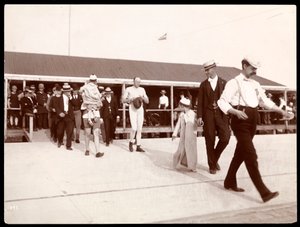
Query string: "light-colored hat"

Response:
xmin=202 ymin=60 xmax=217 ymax=71
xmin=160 ymin=89 xmax=167 ymax=94
xmin=98 ymin=85 xmax=104 ymax=91
xmin=104 ymin=87 xmax=113 ymax=93
xmin=179 ymin=97 xmax=191 ymax=107
xmin=62 ymin=83 xmax=72 ymax=91
xmin=30 ymin=84 xmax=36 ymax=89
xmin=89 ymin=74 xmax=97 ymax=81
xmin=243 ymin=56 xmax=261 ymax=68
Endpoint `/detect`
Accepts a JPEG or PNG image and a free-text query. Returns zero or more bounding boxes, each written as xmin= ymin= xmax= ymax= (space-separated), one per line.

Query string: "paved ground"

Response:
xmin=4 ymin=131 xmax=297 ymax=224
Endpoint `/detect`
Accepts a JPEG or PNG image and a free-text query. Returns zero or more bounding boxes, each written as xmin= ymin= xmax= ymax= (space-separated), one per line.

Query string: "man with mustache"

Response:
xmin=217 ymin=56 xmax=292 ymax=203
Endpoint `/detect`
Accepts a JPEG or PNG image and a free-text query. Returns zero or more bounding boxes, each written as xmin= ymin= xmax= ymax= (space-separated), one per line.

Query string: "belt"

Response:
xmin=233 ymin=106 xmax=258 ymax=111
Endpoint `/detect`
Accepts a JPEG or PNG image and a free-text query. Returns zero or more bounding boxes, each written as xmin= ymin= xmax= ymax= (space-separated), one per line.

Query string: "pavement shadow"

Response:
xmin=143 ymin=146 xmax=261 ymax=204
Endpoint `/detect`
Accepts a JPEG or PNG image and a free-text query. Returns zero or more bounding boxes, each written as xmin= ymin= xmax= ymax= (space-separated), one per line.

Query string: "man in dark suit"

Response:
xmin=36 ymin=83 xmax=49 ymax=129
xmin=100 ymin=87 xmax=119 ymax=146
xmin=197 ymin=60 xmax=231 ymax=174
xmin=70 ymin=84 xmax=83 ymax=143
xmin=20 ymin=87 xmax=37 ymax=131
xmin=52 ymin=83 xmax=75 ymax=150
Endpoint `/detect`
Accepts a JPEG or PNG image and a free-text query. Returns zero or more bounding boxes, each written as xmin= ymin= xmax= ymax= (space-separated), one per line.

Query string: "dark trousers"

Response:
xmin=56 ymin=115 xmax=74 ymax=148
xmin=159 ymin=105 xmax=168 ymax=126
xmin=103 ymin=115 xmax=116 ymax=144
xmin=37 ymin=113 xmax=48 ymax=129
xmin=50 ymin=115 xmax=57 ymax=139
xmin=203 ymin=109 xmax=230 ymax=170
xmin=224 ymin=106 xmax=271 ymax=198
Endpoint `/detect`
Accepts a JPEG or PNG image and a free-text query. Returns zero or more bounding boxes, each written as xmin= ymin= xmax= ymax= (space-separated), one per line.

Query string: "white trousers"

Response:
xmin=129 ymin=105 xmax=144 ymax=145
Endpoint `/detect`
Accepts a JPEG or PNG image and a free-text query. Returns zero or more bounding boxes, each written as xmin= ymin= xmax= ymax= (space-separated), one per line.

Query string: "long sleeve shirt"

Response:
xmin=217 ymin=73 xmax=275 ymax=114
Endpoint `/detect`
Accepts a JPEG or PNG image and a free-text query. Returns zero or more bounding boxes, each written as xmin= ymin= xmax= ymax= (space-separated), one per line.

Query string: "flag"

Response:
xmin=158 ymin=33 xmax=167 ymax=40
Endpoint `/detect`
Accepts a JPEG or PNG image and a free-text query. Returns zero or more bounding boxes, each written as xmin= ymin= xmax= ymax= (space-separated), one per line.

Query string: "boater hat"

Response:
xmin=62 ymin=83 xmax=72 ymax=92
xmin=202 ymin=60 xmax=217 ymax=71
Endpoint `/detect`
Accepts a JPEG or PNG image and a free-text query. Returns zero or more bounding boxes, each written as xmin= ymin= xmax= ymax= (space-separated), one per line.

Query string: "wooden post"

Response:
xmin=122 ymin=82 xmax=126 ymax=135
xmin=284 ymin=88 xmax=288 ymax=133
xmin=171 ymin=85 xmax=174 ymax=130
xmin=29 ymin=115 xmax=33 ymax=142
xmin=4 ymin=78 xmax=8 ymax=141
xmin=23 ymin=80 xmax=26 ymax=91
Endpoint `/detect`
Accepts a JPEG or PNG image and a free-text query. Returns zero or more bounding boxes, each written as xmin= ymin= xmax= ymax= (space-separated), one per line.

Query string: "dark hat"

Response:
xmin=72 ymin=84 xmax=80 ymax=91
xmin=202 ymin=60 xmax=217 ymax=71
xmin=160 ymin=89 xmax=167 ymax=94
xmin=55 ymin=85 xmax=62 ymax=91
xmin=24 ymin=86 xmax=33 ymax=93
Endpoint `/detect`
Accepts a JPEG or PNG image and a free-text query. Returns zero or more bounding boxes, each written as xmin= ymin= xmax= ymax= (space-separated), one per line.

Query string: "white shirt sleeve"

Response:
xmin=217 ymin=79 xmax=238 ymax=114
xmin=257 ymin=86 xmax=275 ymax=109
xmin=122 ymin=88 xmax=130 ymax=103
xmin=166 ymin=96 xmax=169 ymax=108
xmin=142 ymin=88 xmax=149 ymax=104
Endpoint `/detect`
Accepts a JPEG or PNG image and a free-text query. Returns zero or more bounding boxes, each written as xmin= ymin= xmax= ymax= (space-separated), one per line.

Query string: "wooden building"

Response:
xmin=4 ymin=51 xmax=295 ymax=141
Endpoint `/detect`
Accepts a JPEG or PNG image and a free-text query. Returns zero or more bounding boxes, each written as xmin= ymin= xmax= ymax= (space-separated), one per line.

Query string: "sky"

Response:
xmin=4 ymin=4 xmax=297 ymax=89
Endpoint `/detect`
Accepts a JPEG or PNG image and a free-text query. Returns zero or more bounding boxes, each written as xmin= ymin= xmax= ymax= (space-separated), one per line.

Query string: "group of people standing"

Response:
xmin=169 ymin=57 xmax=292 ymax=203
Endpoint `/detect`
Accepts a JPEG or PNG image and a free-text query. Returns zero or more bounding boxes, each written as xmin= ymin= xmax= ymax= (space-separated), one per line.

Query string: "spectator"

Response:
xmin=20 ymin=87 xmax=37 ymax=131
xmin=36 ymin=83 xmax=49 ymax=129
xmin=7 ymin=85 xmax=21 ymax=128
xmin=158 ymin=89 xmax=169 ymax=126
xmin=70 ymin=84 xmax=83 ymax=143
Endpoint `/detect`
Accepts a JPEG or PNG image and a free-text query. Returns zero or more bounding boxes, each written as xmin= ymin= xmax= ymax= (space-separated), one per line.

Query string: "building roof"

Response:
xmin=4 ymin=51 xmax=285 ymax=87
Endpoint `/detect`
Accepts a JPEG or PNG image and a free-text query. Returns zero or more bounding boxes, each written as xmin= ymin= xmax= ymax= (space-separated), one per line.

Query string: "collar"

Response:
xmin=208 ymin=75 xmax=218 ymax=82
xmin=240 ymin=73 xmax=251 ymax=82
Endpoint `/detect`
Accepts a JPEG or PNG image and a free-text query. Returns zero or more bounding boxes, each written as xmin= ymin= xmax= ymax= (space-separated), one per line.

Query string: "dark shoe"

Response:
xmin=224 ymin=185 xmax=245 ymax=192
xmin=75 ymin=139 xmax=80 ymax=143
xmin=216 ymin=163 xmax=221 ymax=171
xmin=209 ymin=169 xmax=217 ymax=174
xmin=57 ymin=142 xmax=62 ymax=148
xmin=136 ymin=146 xmax=145 ymax=152
xmin=85 ymin=150 xmax=89 ymax=156
xmin=129 ymin=142 xmax=133 ymax=152
xmin=106 ymin=143 xmax=109 ymax=147
xmin=262 ymin=191 xmax=279 ymax=203
xmin=53 ymin=138 xmax=57 ymax=143
xmin=96 ymin=152 xmax=104 ymax=158
xmin=66 ymin=147 xmax=73 ymax=151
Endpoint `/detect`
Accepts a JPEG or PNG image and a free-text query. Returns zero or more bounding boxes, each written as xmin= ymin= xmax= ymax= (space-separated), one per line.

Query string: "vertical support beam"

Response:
xmin=122 ymin=82 xmax=126 ymax=131
xmin=4 ymin=78 xmax=8 ymax=141
xmin=23 ymin=80 xmax=26 ymax=91
xmin=171 ymin=85 xmax=174 ymax=131
xmin=284 ymin=88 xmax=288 ymax=132
xmin=29 ymin=115 xmax=33 ymax=142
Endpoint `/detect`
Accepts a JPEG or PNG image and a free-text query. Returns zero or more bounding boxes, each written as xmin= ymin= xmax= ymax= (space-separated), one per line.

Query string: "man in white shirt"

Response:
xmin=158 ymin=89 xmax=169 ymax=126
xmin=197 ymin=60 xmax=230 ymax=174
xmin=217 ymin=56 xmax=291 ymax=203
xmin=122 ymin=77 xmax=149 ymax=152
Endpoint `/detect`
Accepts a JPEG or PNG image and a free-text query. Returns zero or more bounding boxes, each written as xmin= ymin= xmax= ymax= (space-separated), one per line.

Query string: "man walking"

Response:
xmin=217 ymin=56 xmax=291 ymax=202
xmin=122 ymin=77 xmax=149 ymax=152
xmin=197 ymin=60 xmax=230 ymax=174
xmin=100 ymin=87 xmax=119 ymax=147
xmin=81 ymin=74 xmax=104 ymax=158
xmin=52 ymin=83 xmax=75 ymax=150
